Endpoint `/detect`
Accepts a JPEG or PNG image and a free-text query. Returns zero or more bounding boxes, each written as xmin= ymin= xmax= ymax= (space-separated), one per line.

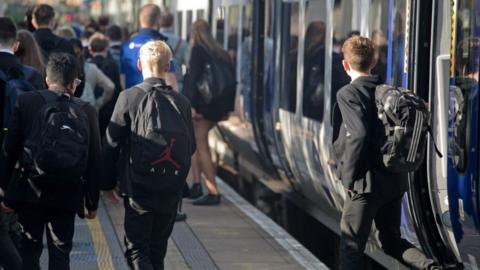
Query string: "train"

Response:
xmin=101 ymin=0 xmax=480 ymax=269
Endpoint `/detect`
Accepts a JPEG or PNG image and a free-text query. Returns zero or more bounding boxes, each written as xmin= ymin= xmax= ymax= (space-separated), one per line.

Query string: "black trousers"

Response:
xmin=124 ymin=198 xmax=177 ymax=270
xmin=0 ymin=212 xmax=22 ymax=270
xmin=16 ymin=205 xmax=76 ymax=270
xmin=340 ymin=192 xmax=434 ymax=270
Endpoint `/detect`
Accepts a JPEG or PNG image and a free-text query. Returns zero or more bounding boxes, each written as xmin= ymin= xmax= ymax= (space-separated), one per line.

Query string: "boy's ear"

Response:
xmin=342 ymin=59 xmax=350 ymax=73
xmin=137 ymin=58 xmax=143 ymax=72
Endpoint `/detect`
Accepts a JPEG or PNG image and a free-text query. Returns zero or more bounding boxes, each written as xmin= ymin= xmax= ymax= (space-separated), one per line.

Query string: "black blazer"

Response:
xmin=2 ymin=89 xmax=102 ymax=216
xmin=0 ymin=52 xmax=45 ymax=90
xmin=333 ymin=75 xmax=408 ymax=195
xmin=102 ymin=77 xmax=196 ymax=212
xmin=34 ymin=28 xmax=75 ymax=61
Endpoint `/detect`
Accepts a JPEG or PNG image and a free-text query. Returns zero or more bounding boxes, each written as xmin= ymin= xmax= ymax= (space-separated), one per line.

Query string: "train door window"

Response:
xmin=227 ymin=5 xmax=240 ymax=66
xmin=177 ymin=11 xmax=183 ymax=38
xmin=387 ymin=0 xmax=408 ymax=86
xmin=215 ymin=7 xmax=226 ymax=46
xmin=449 ymin=2 xmax=480 ymax=173
xmin=280 ymin=1 xmax=299 ymax=112
xmin=368 ymin=0 xmax=389 ymax=83
xmin=302 ymin=0 xmax=327 ymax=121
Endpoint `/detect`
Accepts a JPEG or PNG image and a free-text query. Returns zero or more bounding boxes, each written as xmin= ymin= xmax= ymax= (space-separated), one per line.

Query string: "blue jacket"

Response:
xmin=121 ymin=29 xmax=168 ymax=88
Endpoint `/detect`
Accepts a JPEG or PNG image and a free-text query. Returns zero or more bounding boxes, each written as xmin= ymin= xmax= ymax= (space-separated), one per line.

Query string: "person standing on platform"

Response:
xmin=31 ymin=4 xmax=75 ymax=61
xmin=183 ymin=20 xmax=235 ymax=205
xmin=332 ymin=36 xmax=438 ymax=270
xmin=160 ymin=12 xmax=189 ymax=93
xmin=103 ymin=40 xmax=195 ymax=270
xmin=2 ymin=53 xmax=101 ymax=270
xmin=121 ymin=4 xmax=177 ymax=90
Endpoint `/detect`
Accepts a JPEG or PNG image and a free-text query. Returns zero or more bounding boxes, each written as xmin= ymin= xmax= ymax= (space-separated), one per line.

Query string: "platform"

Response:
xmin=39 ymin=178 xmax=327 ymax=270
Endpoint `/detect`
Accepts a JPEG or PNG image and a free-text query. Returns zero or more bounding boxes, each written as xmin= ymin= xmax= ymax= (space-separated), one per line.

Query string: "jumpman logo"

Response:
xmin=150 ymin=138 xmax=181 ymax=169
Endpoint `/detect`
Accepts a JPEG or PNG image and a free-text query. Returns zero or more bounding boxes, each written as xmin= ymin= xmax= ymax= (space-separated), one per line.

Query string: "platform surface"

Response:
xmin=39 ymin=179 xmax=327 ymax=270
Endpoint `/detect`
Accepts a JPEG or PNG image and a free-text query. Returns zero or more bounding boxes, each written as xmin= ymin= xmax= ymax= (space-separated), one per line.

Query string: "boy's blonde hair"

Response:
xmin=139 ymin=40 xmax=172 ymax=73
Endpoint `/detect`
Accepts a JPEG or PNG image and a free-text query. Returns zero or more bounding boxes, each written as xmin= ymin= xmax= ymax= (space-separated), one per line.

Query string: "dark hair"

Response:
xmin=98 ymin=15 xmax=110 ymax=27
xmin=139 ymin=4 xmax=161 ymax=28
xmin=33 ymin=4 xmax=55 ymax=26
xmin=342 ymin=36 xmax=375 ymax=73
xmin=82 ymin=29 xmax=95 ymax=41
xmin=160 ymin=12 xmax=174 ymax=28
xmin=106 ymin=25 xmax=122 ymax=41
xmin=0 ymin=17 xmax=17 ymax=46
xmin=89 ymin=32 xmax=110 ymax=52
xmin=46 ymin=53 xmax=79 ymax=87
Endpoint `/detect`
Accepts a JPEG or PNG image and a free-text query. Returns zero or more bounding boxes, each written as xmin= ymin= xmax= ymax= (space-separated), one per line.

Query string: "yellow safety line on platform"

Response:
xmin=87 ymin=218 xmax=115 ymax=269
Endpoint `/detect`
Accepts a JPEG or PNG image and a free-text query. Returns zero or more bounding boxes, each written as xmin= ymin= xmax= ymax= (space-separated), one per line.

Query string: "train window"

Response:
xmin=449 ymin=2 xmax=480 ymax=173
xmin=196 ymin=9 xmax=205 ymax=20
xmin=186 ymin=10 xmax=193 ymax=39
xmin=302 ymin=0 xmax=327 ymax=121
xmin=240 ymin=3 xmax=253 ymax=119
xmin=368 ymin=0 xmax=389 ymax=83
xmin=215 ymin=7 xmax=225 ymax=46
xmin=177 ymin=11 xmax=183 ymax=38
xmin=280 ymin=1 xmax=299 ymax=113
xmin=227 ymin=5 xmax=240 ymax=66
xmin=388 ymin=0 xmax=408 ymax=86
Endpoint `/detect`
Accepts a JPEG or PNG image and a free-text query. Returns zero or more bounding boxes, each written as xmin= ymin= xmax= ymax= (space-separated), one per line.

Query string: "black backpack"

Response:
xmin=196 ymin=54 xmax=236 ymax=108
xmin=374 ymin=85 xmax=441 ymax=173
xmin=23 ymin=91 xmax=90 ymax=185
xmin=129 ymin=83 xmax=191 ymax=194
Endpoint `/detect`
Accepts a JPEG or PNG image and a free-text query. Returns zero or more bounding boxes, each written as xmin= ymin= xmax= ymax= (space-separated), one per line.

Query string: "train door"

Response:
xmin=429 ymin=0 xmax=480 ymax=269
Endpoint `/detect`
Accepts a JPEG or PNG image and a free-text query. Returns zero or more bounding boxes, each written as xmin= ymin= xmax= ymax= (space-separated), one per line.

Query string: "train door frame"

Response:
xmin=173 ymin=0 xmax=210 ymax=40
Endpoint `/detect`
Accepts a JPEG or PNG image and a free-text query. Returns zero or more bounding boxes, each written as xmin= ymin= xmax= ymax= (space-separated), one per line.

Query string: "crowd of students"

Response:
xmin=0 ymin=3 xmax=234 ymax=270
xmin=0 ymin=2 xmax=443 ymax=270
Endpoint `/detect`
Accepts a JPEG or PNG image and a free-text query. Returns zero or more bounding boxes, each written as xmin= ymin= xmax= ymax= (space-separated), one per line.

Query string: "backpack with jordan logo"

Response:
xmin=374 ymin=84 xmax=441 ymax=173
xmin=129 ymin=82 xmax=191 ymax=193
xmin=22 ymin=91 xmax=90 ymax=186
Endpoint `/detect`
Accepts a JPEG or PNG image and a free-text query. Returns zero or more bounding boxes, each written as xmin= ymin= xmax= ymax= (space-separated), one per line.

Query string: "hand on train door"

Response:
xmin=85 ymin=210 xmax=97 ymax=219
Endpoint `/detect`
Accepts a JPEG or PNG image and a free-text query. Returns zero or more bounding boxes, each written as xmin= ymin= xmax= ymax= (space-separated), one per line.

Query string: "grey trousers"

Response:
xmin=340 ymin=192 xmax=435 ymax=270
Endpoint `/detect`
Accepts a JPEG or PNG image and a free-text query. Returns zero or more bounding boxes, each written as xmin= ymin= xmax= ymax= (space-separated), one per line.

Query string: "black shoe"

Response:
xmin=189 ymin=183 xmax=203 ymax=199
xmin=175 ymin=212 xmax=187 ymax=222
xmin=192 ymin=194 xmax=221 ymax=206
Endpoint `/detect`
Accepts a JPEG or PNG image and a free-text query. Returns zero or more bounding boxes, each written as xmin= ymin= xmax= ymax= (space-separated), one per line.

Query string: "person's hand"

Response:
xmin=104 ymin=190 xmax=120 ymax=204
xmin=1 ymin=202 xmax=14 ymax=213
xmin=192 ymin=108 xmax=203 ymax=120
xmin=85 ymin=210 xmax=97 ymax=219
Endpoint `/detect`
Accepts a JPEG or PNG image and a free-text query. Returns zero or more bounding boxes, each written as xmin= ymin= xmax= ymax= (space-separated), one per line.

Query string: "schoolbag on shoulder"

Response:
xmin=1 ymin=67 xmax=37 ymax=130
xmin=129 ymin=82 xmax=191 ymax=194
xmin=375 ymin=84 xmax=441 ymax=173
xmin=196 ymin=54 xmax=236 ymax=108
xmin=23 ymin=91 xmax=90 ymax=185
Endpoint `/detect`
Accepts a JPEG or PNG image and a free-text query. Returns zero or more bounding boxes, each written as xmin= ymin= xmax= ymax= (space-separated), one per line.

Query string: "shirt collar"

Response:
xmin=0 ymin=48 xmax=14 ymax=55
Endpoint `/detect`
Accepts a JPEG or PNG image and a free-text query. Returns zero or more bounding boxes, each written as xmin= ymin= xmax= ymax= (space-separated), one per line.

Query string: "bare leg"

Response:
xmin=195 ymin=119 xmax=219 ymax=195
xmin=190 ymin=150 xmax=201 ymax=184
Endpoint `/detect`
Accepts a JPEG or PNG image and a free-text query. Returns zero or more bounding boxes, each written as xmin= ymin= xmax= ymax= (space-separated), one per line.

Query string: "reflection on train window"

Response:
xmin=215 ymin=7 xmax=225 ymax=46
xmin=280 ymin=2 xmax=299 ymax=112
xmin=240 ymin=3 xmax=254 ymax=119
xmin=330 ymin=0 xmax=354 ymax=139
xmin=186 ymin=10 xmax=193 ymax=39
xmin=227 ymin=6 xmax=240 ymax=66
xmin=449 ymin=6 xmax=480 ymax=172
xmin=302 ymin=0 xmax=327 ymax=121
xmin=196 ymin=9 xmax=205 ymax=20
xmin=264 ymin=0 xmax=275 ymax=113
xmin=368 ymin=0 xmax=389 ymax=83
xmin=177 ymin=11 xmax=183 ymax=38
xmin=388 ymin=0 xmax=407 ymax=86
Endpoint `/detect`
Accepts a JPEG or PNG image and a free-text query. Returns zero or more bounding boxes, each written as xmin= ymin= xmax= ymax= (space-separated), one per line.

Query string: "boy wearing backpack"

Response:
xmin=333 ymin=36 xmax=437 ymax=270
xmin=2 ymin=53 xmax=101 ymax=269
xmin=103 ymin=40 xmax=195 ymax=269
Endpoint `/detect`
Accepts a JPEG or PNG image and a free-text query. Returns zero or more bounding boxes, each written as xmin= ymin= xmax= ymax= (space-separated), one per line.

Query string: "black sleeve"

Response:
xmin=84 ymin=105 xmax=102 ymax=211
xmin=336 ymin=89 xmax=369 ymax=190
xmin=184 ymin=45 xmax=206 ymax=102
xmin=30 ymin=71 xmax=46 ymax=90
xmin=1 ymin=96 xmax=24 ymax=189
xmin=102 ymin=91 xmax=130 ymax=190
